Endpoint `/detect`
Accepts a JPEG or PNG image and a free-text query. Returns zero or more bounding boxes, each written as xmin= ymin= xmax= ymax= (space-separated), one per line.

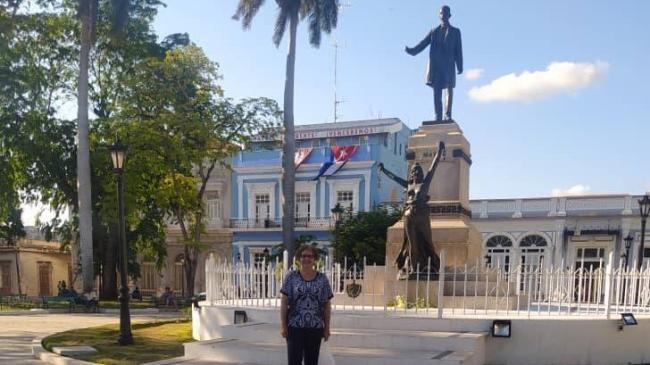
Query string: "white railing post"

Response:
xmin=283 ymin=250 xmax=289 ymax=272
xmin=604 ymin=251 xmax=614 ymax=319
xmin=437 ymin=250 xmax=446 ymax=319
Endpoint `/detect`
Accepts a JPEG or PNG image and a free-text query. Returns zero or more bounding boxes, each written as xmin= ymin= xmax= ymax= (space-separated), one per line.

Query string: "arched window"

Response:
xmin=485 ymin=235 xmax=513 ymax=272
xmin=519 ymin=234 xmax=548 ymax=292
xmin=486 ymin=235 xmax=513 ymax=248
xmin=519 ymin=234 xmax=547 ymax=276
xmin=520 ymin=234 xmax=548 ymax=247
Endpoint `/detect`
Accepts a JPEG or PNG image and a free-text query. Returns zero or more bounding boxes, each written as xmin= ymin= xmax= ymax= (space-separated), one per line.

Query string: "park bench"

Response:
xmin=41 ymin=296 xmax=76 ymax=312
xmin=0 ymin=294 xmax=29 ymax=310
xmin=41 ymin=293 xmax=100 ymax=313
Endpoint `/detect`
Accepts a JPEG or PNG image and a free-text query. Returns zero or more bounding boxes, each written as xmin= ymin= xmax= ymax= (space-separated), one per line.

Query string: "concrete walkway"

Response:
xmin=0 ymin=312 xmax=184 ymax=365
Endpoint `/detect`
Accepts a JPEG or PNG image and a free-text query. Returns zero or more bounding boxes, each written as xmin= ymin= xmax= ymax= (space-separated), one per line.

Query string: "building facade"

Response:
xmin=230 ymin=118 xmax=412 ymax=264
xmin=470 ymin=194 xmax=649 ymax=272
xmin=137 ymin=164 xmax=233 ymax=297
xmin=0 ymin=227 xmax=71 ymax=297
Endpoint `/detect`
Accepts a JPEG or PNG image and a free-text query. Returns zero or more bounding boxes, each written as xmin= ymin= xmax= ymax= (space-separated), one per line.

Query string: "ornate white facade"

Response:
xmin=470 ymin=194 xmax=648 ymax=272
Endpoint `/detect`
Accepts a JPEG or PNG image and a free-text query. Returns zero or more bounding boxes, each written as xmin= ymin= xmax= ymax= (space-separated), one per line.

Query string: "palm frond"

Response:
xmin=272 ymin=8 xmax=290 ymax=47
xmin=233 ymin=0 xmax=266 ymax=29
xmin=307 ymin=2 xmax=321 ymax=47
xmin=302 ymin=0 xmax=338 ymax=48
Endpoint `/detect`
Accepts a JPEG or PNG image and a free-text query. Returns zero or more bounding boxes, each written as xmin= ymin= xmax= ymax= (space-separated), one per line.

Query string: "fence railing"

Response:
xmin=205 ymin=251 xmax=650 ymax=318
xmin=229 ymin=217 xmax=335 ymax=230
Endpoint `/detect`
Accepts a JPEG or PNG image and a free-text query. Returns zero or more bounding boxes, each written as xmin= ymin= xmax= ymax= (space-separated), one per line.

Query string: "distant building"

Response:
xmin=470 ymin=194 xmax=649 ymax=272
xmin=230 ymin=118 xmax=413 ymax=264
xmin=137 ymin=165 xmax=233 ymax=297
xmin=0 ymin=227 xmax=70 ymax=297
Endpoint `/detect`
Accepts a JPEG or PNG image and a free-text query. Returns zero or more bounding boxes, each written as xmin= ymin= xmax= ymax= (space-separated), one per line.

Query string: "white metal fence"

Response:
xmin=204 ymin=251 xmax=650 ymax=318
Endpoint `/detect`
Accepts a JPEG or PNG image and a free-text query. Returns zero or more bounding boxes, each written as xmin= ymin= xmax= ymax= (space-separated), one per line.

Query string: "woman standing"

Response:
xmin=280 ymin=245 xmax=333 ymax=365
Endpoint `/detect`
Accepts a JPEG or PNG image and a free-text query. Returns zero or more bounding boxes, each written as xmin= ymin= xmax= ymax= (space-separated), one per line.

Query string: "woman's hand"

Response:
xmin=323 ymin=327 xmax=331 ymax=342
xmin=281 ymin=326 xmax=288 ymax=338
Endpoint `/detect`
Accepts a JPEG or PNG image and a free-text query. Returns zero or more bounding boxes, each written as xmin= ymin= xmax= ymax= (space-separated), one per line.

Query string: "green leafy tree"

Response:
xmin=119 ymin=44 xmax=280 ymax=297
xmin=331 ymin=208 xmax=401 ymax=266
xmin=75 ymin=0 xmax=133 ymax=294
xmin=0 ymin=0 xmax=169 ymax=298
xmin=233 ymin=0 xmax=339 ymax=259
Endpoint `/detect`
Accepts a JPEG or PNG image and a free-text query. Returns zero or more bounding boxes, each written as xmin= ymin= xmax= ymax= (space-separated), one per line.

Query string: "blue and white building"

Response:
xmin=230 ymin=118 xmax=412 ymax=264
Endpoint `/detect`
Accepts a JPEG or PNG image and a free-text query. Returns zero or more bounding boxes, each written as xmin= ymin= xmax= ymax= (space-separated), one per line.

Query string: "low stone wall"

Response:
xmin=195 ymin=304 xmax=650 ymax=365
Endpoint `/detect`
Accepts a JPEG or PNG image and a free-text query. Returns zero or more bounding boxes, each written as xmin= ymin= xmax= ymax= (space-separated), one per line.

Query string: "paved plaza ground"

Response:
xmin=0 ymin=312 xmax=184 ymax=365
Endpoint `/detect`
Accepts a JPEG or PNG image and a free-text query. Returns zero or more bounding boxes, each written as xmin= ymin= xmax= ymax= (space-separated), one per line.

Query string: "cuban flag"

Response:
xmin=314 ymin=145 xmax=358 ymax=179
xmin=294 ymin=147 xmax=313 ymax=169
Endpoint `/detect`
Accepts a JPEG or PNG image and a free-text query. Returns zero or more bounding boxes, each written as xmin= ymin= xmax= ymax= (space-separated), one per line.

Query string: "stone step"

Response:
xmin=329 ymin=313 xmax=490 ymax=332
xmin=213 ymin=322 xmax=485 ymax=352
xmin=184 ymin=338 xmax=477 ymax=365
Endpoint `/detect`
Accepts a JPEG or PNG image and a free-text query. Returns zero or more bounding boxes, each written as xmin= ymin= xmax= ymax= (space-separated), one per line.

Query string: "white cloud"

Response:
xmin=464 ymin=68 xmax=484 ymax=81
xmin=551 ymin=184 xmax=592 ymax=197
xmin=468 ymin=61 xmax=609 ymax=102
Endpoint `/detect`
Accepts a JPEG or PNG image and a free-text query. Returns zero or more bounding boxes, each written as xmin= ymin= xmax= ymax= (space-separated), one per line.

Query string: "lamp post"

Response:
xmin=636 ymin=194 xmax=650 ymax=271
xmin=623 ymin=234 xmax=634 ymax=270
xmin=331 ymin=203 xmax=344 ymax=229
xmin=108 ymin=138 xmax=133 ymax=345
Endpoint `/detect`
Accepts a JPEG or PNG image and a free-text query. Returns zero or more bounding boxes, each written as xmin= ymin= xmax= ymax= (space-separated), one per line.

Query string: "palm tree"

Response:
xmin=76 ymin=0 xmax=129 ymax=294
xmin=233 ymin=0 xmax=338 ymax=259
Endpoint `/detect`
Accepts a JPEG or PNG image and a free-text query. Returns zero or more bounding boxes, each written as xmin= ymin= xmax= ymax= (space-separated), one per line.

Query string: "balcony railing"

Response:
xmin=229 ymin=217 xmax=335 ymax=230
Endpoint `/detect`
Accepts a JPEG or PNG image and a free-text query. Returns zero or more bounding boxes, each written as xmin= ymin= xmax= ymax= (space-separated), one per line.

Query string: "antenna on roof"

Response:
xmin=333 ymin=1 xmax=351 ymax=123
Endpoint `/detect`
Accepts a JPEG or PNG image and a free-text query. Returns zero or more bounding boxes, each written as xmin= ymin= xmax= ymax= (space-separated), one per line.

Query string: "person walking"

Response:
xmin=280 ymin=245 xmax=333 ymax=365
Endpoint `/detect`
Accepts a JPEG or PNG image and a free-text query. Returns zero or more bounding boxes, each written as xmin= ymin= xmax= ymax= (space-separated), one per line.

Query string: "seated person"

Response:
xmin=131 ymin=287 xmax=142 ymax=301
xmin=160 ymin=287 xmax=175 ymax=306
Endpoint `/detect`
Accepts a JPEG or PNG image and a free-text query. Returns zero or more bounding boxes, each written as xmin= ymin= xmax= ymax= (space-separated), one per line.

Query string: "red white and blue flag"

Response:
xmin=294 ymin=147 xmax=313 ymax=169
xmin=314 ymin=145 xmax=358 ymax=179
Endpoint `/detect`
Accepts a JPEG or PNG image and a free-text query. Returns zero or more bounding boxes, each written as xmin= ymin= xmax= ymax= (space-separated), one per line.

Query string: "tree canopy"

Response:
xmin=331 ymin=208 xmax=401 ymax=266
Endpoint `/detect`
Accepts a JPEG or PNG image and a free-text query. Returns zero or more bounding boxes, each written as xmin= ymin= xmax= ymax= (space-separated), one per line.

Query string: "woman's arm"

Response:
xmin=323 ymin=300 xmax=332 ymax=341
xmin=280 ymin=294 xmax=289 ymax=338
xmin=422 ymin=141 xmax=445 ymax=189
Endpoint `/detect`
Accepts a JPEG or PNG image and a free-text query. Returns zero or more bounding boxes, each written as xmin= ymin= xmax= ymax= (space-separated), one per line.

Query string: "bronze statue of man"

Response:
xmin=406 ymin=5 xmax=463 ymax=122
xmin=378 ymin=142 xmax=445 ymax=275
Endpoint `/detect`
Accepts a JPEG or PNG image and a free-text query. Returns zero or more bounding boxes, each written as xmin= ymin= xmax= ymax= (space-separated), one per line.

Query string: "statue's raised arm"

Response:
xmin=377 ymin=163 xmax=408 ymax=189
xmin=422 ymin=141 xmax=445 ymax=189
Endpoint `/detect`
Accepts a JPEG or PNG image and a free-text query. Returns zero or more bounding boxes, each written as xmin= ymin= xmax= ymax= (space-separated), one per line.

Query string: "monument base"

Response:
xmin=334 ymin=266 xmax=520 ymax=310
xmin=386 ymin=215 xmax=482 ymax=269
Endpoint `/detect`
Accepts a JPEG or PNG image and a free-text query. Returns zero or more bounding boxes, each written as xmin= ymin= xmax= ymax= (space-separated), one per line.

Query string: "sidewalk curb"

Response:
xmin=141 ymin=356 xmax=197 ymax=365
xmin=0 ymin=309 xmax=48 ymax=316
xmin=32 ymin=338 xmax=100 ymax=365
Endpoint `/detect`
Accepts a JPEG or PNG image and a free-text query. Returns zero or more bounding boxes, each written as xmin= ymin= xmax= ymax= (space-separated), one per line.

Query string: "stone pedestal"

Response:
xmin=385 ymin=120 xmax=481 ymax=269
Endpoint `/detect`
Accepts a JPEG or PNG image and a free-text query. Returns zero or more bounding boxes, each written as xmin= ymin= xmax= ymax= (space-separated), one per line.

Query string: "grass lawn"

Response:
xmin=42 ymin=320 xmax=193 ymax=365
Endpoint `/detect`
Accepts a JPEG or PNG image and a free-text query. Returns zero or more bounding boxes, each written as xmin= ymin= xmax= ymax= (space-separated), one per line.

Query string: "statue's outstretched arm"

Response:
xmin=423 ymin=141 xmax=445 ymax=189
xmin=406 ymin=30 xmax=432 ymax=56
xmin=378 ymin=163 xmax=408 ymax=188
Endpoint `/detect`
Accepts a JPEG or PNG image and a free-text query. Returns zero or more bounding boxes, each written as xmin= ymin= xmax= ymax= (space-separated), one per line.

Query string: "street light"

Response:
xmin=108 ymin=137 xmax=133 ymax=345
xmin=623 ymin=234 xmax=634 ymax=269
xmin=636 ymin=194 xmax=650 ymax=271
xmin=331 ymin=203 xmax=344 ymax=229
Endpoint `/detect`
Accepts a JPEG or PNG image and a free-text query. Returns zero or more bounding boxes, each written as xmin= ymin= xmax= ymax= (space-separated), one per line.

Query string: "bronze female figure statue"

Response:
xmin=378 ymin=141 xmax=445 ymax=275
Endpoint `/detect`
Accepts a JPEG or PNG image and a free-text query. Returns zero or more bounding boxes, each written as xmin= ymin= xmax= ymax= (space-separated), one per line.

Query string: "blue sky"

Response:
xmin=20 ymin=1 xmax=650 ymax=224
xmin=151 ymin=0 xmax=650 ymax=200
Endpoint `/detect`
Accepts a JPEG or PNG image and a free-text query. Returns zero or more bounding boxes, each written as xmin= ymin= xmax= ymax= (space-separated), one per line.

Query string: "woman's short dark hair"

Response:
xmin=295 ymin=245 xmax=319 ymax=261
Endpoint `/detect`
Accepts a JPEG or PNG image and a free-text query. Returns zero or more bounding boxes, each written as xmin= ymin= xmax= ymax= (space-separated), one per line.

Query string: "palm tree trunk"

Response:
xmin=77 ymin=0 xmax=96 ymax=294
xmin=281 ymin=6 xmax=299 ymax=260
